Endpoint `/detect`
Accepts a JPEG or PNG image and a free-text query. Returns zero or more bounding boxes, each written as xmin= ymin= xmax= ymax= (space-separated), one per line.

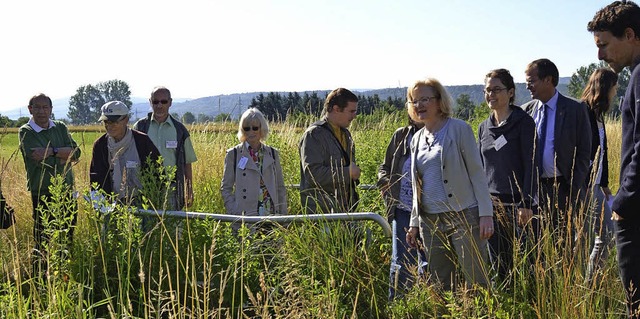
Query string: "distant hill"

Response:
xmin=1 ymin=78 xmax=571 ymax=121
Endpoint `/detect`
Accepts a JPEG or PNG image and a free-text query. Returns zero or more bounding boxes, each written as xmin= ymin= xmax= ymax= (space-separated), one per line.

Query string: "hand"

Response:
xmin=349 ymin=162 xmax=361 ymax=180
xmin=602 ymin=186 xmax=612 ymax=200
xmin=185 ymin=188 xmax=194 ymax=208
xmin=612 ymin=211 xmax=623 ymax=221
xmin=406 ymin=226 xmax=419 ymax=248
xmin=479 ymin=216 xmax=494 ymax=240
xmin=517 ymin=207 xmax=533 ymax=226
xmin=30 ymin=147 xmax=52 ymax=161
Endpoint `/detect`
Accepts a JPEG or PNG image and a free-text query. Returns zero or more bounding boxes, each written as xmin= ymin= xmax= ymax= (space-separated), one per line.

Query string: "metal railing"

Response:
xmin=136 ymin=209 xmax=392 ymax=237
xmin=286 ymin=184 xmax=377 ymax=190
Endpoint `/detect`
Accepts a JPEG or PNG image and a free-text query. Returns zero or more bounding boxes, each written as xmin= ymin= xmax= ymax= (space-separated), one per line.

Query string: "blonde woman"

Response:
xmin=405 ymin=78 xmax=493 ymax=291
xmin=221 ymin=108 xmax=287 ymax=217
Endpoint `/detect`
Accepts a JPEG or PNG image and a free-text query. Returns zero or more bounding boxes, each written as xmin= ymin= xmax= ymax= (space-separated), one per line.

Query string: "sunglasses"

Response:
xmin=103 ymin=117 xmax=125 ymax=125
xmin=243 ymin=126 xmax=260 ymax=132
xmin=152 ymin=99 xmax=170 ymax=105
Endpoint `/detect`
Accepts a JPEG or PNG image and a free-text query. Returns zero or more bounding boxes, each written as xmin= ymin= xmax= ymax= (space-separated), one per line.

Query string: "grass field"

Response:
xmin=0 ymin=113 xmax=628 ymax=318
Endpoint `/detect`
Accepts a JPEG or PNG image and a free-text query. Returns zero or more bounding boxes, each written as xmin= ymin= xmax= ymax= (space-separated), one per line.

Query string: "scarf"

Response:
xmin=107 ymin=128 xmax=141 ymax=199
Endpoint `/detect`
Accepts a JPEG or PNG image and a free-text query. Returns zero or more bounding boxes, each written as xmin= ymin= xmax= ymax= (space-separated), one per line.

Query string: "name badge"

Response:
xmin=126 ymin=160 xmax=139 ymax=169
xmin=166 ymin=140 xmax=178 ymax=149
xmin=494 ymin=135 xmax=507 ymax=151
xmin=238 ymin=156 xmax=249 ymax=170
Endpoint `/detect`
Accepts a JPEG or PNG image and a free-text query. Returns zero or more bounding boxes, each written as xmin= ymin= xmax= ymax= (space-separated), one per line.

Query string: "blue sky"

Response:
xmin=0 ymin=0 xmax=610 ymax=112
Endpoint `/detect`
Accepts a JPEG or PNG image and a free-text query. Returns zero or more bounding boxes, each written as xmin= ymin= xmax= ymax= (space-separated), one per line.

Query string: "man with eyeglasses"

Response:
xmin=133 ymin=86 xmax=197 ymax=209
xmin=588 ymin=1 xmax=640 ymax=316
xmin=521 ymin=59 xmax=592 ymax=239
xmin=19 ymin=93 xmax=81 ymax=276
xmin=299 ymin=88 xmax=360 ymax=214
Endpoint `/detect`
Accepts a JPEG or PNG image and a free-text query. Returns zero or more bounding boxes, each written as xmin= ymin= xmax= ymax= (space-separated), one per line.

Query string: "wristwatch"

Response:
xmin=51 ymin=147 xmax=59 ymax=157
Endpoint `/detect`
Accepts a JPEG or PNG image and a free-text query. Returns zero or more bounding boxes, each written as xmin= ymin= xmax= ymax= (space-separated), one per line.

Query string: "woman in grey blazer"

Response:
xmin=405 ymin=78 xmax=493 ymax=291
xmin=220 ymin=108 xmax=288 ymax=218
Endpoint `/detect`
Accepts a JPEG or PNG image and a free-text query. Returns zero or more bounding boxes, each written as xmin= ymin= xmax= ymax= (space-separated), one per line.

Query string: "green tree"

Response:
xmin=197 ymin=113 xmax=213 ymax=123
xmin=98 ymin=79 xmax=132 ymax=107
xmin=68 ymin=84 xmax=105 ymax=124
xmin=0 ymin=114 xmax=14 ymax=128
xmin=454 ymin=94 xmax=475 ymax=121
xmin=68 ymin=79 xmax=132 ymax=125
xmin=567 ymin=62 xmax=607 ymax=99
xmin=214 ymin=113 xmax=231 ymax=122
xmin=15 ymin=116 xmax=30 ymax=127
xmin=569 ymin=61 xmax=630 ymax=116
xmin=182 ymin=112 xmax=196 ymax=124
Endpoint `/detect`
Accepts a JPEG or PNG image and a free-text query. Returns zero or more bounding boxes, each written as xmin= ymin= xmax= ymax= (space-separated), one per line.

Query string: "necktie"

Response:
xmin=538 ymin=104 xmax=548 ymax=151
xmin=537 ymin=104 xmax=549 ymax=174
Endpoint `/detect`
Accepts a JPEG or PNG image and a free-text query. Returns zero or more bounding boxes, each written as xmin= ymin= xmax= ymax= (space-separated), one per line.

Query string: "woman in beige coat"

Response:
xmin=221 ymin=108 xmax=287 ymax=216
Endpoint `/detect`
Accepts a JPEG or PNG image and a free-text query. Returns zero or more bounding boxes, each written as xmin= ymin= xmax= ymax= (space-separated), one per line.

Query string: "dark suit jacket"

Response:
xmin=522 ymin=92 xmax=592 ymax=192
xmin=612 ymin=59 xmax=640 ymax=220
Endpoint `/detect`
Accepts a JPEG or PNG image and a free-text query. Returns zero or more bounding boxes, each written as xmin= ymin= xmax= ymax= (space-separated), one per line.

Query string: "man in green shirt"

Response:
xmin=19 ymin=93 xmax=81 ymax=274
xmin=133 ymin=87 xmax=197 ymax=209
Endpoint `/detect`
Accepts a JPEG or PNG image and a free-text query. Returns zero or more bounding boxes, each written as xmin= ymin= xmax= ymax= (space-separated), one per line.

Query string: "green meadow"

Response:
xmin=0 ymin=113 xmax=628 ymax=318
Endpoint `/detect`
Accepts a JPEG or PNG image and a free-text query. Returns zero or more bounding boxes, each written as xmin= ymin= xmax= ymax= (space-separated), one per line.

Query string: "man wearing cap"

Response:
xmin=133 ymin=87 xmax=197 ymax=209
xmin=90 ymin=101 xmax=160 ymax=202
xmin=19 ymin=93 xmax=81 ymax=274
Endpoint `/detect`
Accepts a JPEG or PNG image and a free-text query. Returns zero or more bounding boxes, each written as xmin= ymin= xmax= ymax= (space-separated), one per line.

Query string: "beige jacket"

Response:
xmin=221 ymin=142 xmax=287 ymax=215
xmin=409 ymin=118 xmax=493 ymax=227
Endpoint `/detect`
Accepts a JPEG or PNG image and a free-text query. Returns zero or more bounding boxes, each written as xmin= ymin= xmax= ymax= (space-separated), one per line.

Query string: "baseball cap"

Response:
xmin=99 ymin=101 xmax=130 ymax=121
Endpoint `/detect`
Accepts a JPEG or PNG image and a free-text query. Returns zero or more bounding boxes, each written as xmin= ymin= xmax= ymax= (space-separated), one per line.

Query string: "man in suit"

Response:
xmin=521 ymin=58 xmax=592 ymax=234
xmin=588 ymin=1 xmax=640 ymax=316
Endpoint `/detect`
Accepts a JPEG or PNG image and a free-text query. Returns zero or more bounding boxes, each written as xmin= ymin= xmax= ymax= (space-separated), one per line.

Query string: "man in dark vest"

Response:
xmin=133 ymin=86 xmax=197 ymax=209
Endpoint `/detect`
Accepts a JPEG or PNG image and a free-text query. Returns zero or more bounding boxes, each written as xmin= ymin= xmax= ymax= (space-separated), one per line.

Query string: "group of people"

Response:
xmin=19 ymin=86 xmax=198 ymax=275
xmin=379 ymin=2 xmax=640 ymax=318
xmin=14 ymin=0 xmax=640 ymax=316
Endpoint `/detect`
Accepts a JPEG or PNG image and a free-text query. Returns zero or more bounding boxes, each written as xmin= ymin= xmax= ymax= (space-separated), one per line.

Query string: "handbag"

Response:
xmin=0 ymin=191 xmax=15 ymax=229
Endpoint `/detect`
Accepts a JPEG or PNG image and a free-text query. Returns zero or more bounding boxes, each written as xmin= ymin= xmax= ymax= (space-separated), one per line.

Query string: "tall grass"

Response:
xmin=0 ymin=113 xmax=627 ymax=318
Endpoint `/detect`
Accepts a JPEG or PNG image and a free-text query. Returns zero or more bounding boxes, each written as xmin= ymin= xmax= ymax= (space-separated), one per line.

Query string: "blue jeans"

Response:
xmin=586 ymin=185 xmax=613 ymax=284
xmin=615 ymin=218 xmax=640 ymax=318
xmin=389 ymin=207 xmax=426 ymax=299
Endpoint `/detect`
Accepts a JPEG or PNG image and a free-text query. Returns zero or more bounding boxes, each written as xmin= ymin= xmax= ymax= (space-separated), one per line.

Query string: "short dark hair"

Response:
xmin=323 ymin=88 xmax=358 ymax=114
xmin=28 ymin=93 xmax=52 ymax=107
xmin=526 ymin=58 xmax=559 ymax=87
xmin=485 ymin=68 xmax=516 ymax=104
xmin=588 ymin=1 xmax=640 ymax=38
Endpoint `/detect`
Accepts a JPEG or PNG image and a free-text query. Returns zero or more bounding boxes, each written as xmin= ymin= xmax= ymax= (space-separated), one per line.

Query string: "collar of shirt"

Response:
xmin=151 ymin=114 xmax=175 ymax=128
xmin=28 ymin=118 xmax=56 ymax=133
xmin=536 ymin=90 xmax=559 ymax=112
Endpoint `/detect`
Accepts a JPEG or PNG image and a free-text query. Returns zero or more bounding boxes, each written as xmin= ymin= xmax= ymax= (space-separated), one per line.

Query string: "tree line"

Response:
xmin=246 ymin=91 xmax=406 ymax=122
xmin=0 ymin=62 xmax=630 ymax=127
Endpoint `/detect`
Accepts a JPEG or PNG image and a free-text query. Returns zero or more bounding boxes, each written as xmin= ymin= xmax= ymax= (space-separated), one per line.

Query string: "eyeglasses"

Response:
xmin=484 ymin=87 xmax=509 ymax=94
xmin=243 ymin=126 xmax=260 ymax=132
xmin=152 ymin=99 xmax=170 ymax=105
xmin=103 ymin=117 xmax=125 ymax=125
xmin=406 ymin=96 xmax=439 ymax=107
xmin=525 ymin=77 xmax=540 ymax=87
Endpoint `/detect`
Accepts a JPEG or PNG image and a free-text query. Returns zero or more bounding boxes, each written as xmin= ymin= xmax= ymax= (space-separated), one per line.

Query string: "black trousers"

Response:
xmin=31 ymin=191 xmax=77 ymax=275
xmin=615 ymin=218 xmax=640 ymax=318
